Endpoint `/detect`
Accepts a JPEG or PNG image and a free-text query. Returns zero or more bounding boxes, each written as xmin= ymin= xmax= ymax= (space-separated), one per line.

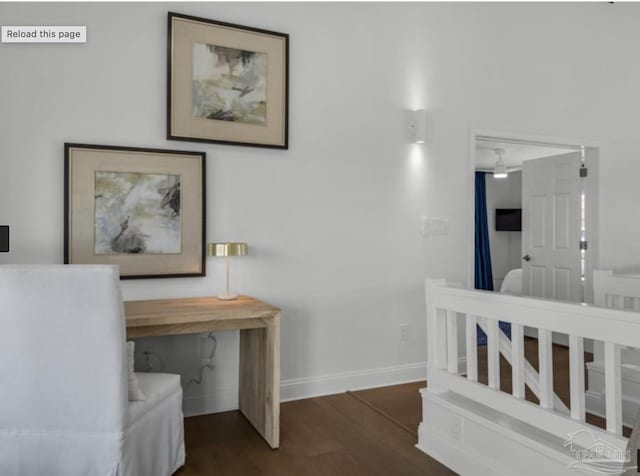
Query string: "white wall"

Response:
xmin=485 ymin=171 xmax=522 ymax=291
xmin=2 ymin=2 xmax=640 ymax=412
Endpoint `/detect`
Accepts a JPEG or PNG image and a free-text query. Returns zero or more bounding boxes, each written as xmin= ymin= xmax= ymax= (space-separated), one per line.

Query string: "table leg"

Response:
xmin=239 ymin=312 xmax=280 ymax=448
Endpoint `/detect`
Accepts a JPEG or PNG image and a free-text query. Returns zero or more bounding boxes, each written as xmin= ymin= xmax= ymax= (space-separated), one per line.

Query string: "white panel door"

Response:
xmin=522 ymin=152 xmax=582 ymax=302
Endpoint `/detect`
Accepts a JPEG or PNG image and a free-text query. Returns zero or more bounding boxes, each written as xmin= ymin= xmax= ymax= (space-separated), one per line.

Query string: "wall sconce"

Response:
xmin=409 ymin=109 xmax=427 ymax=144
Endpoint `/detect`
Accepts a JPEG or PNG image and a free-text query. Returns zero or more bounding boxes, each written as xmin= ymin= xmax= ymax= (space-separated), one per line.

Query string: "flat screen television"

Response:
xmin=495 ymin=208 xmax=522 ymax=231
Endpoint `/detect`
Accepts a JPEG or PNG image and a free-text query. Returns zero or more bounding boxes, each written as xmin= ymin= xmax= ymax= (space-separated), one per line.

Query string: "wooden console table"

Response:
xmin=124 ymin=295 xmax=281 ymax=449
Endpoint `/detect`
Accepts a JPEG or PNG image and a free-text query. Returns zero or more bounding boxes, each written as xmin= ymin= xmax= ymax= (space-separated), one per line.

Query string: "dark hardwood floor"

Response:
xmin=177 ymin=387 xmax=454 ymax=476
xmin=177 ymin=341 xmax=629 ymax=475
xmin=349 ymin=382 xmax=425 ymax=436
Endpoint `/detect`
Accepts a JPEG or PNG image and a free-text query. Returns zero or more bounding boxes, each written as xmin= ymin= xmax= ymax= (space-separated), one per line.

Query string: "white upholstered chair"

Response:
xmin=0 ymin=265 xmax=185 ymax=476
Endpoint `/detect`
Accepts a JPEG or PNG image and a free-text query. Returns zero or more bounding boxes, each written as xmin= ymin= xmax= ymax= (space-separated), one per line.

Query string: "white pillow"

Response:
xmin=127 ymin=341 xmax=146 ymax=401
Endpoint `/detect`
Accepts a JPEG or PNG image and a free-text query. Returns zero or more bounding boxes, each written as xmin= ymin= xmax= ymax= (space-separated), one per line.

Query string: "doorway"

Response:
xmin=468 ymin=130 xmax=599 ymax=304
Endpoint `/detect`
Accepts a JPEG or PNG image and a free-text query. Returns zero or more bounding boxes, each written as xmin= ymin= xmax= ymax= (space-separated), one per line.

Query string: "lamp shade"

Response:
xmin=208 ymin=242 xmax=248 ymax=257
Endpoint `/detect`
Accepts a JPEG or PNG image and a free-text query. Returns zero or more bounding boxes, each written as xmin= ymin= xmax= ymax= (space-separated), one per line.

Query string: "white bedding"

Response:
xmin=500 ymin=268 xmax=522 ymax=295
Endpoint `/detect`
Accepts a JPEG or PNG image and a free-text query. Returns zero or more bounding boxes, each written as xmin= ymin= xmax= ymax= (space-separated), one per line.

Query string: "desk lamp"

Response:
xmin=208 ymin=242 xmax=248 ymax=300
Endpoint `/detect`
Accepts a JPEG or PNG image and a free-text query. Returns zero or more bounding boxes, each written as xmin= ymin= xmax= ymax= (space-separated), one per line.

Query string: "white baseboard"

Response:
xmin=280 ymin=361 xmax=427 ymax=402
xmin=183 ymin=387 xmax=239 ymax=417
xmin=182 ymin=361 xmax=427 ymax=416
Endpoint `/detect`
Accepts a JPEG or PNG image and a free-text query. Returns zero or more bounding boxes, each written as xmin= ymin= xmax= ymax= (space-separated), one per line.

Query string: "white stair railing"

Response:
xmin=425 ymin=279 xmax=638 ymax=452
xmin=474 ymin=316 xmax=570 ymax=414
xmin=587 ymin=270 xmax=640 ymax=427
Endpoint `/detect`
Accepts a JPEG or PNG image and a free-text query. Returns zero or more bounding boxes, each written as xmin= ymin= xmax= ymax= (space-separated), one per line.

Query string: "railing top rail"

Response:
xmin=426 ymin=280 xmax=640 ymax=347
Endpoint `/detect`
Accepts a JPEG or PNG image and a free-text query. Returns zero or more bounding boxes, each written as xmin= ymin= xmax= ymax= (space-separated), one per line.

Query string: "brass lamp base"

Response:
xmin=208 ymin=242 xmax=248 ymax=303
xmin=217 ymin=293 xmax=239 ymax=301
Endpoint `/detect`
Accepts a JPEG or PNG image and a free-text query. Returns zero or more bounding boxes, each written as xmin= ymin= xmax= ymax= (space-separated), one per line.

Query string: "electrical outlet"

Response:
xmin=400 ymin=324 xmax=409 ymax=342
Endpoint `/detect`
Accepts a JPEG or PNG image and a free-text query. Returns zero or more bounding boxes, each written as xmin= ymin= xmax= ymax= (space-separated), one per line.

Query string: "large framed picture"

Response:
xmin=64 ymin=143 xmax=206 ymax=279
xmin=167 ymin=12 xmax=289 ymax=149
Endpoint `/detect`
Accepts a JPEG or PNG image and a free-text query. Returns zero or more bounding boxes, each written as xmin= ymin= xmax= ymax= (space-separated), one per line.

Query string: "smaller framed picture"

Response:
xmin=64 ymin=143 xmax=206 ymax=279
xmin=167 ymin=12 xmax=289 ymax=149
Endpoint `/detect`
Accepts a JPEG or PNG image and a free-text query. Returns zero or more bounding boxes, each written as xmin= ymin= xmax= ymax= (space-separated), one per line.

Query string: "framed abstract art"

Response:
xmin=167 ymin=12 xmax=289 ymax=149
xmin=64 ymin=143 xmax=206 ymax=279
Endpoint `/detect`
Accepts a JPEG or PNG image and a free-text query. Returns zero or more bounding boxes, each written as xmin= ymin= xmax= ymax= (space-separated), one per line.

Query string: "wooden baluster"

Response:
xmin=466 ymin=314 xmax=478 ymax=381
xmin=511 ymin=323 xmax=525 ymax=399
xmin=569 ymin=334 xmax=586 ymax=421
xmin=538 ymin=329 xmax=554 ymax=409
xmin=604 ymin=342 xmax=622 ymax=435
xmin=447 ymin=311 xmax=458 ymax=374
xmin=487 ymin=319 xmax=500 ymax=390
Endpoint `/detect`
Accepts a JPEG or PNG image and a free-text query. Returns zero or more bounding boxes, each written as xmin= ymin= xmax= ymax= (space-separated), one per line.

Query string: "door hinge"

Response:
xmin=580 ymin=166 xmax=588 ymax=178
xmin=580 ymin=240 xmax=588 ymax=250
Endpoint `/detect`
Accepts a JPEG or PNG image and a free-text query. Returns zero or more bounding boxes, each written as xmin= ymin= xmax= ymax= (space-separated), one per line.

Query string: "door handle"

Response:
xmin=522 ymin=254 xmax=532 ymax=262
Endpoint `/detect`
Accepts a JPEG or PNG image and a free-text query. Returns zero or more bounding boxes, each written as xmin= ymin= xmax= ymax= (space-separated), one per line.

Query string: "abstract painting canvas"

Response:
xmin=192 ymin=43 xmax=267 ymax=125
xmin=168 ymin=12 xmax=289 ymax=148
xmin=65 ymin=143 xmax=205 ymax=279
xmin=94 ymin=172 xmax=181 ymax=255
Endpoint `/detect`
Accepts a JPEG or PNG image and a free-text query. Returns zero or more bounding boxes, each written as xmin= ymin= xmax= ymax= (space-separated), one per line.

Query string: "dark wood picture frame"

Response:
xmin=64 ymin=143 xmax=206 ymax=279
xmin=167 ymin=12 xmax=289 ymax=149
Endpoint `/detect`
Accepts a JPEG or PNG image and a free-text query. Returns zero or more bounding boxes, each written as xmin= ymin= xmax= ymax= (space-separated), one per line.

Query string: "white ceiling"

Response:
xmin=475 ymin=140 xmax=576 ymax=170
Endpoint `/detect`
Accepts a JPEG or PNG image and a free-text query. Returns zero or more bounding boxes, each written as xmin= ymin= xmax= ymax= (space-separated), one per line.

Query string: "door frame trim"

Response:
xmin=467 ymin=128 xmax=600 ymax=302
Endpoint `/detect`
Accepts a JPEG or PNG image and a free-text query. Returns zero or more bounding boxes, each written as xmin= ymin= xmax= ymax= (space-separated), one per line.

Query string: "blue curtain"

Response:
xmin=475 ymin=172 xmax=494 ymax=291
xmin=474 ymin=172 xmax=511 ymax=344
